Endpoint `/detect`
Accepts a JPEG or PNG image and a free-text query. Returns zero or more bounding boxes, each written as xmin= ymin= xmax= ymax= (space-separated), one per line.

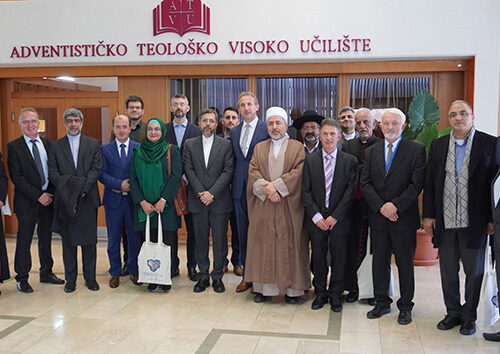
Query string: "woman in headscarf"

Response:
xmin=130 ymin=118 xmax=182 ymax=292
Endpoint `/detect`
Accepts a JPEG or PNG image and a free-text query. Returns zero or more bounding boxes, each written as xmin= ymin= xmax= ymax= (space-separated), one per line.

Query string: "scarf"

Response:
xmin=134 ymin=118 xmax=169 ymax=222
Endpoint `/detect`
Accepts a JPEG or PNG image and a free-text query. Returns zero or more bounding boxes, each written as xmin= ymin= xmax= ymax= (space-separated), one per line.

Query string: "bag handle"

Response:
xmin=484 ymin=234 xmax=493 ymax=271
xmin=157 ymin=211 xmax=164 ymax=246
xmin=145 ymin=214 xmax=151 ymax=243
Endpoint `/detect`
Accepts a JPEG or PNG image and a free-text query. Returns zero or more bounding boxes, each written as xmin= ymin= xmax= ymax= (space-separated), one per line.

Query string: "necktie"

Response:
xmin=240 ymin=124 xmax=250 ymax=157
xmin=120 ymin=143 xmax=127 ymax=160
xmin=385 ymin=143 xmax=393 ymax=173
xmin=30 ymin=139 xmax=45 ymax=187
xmin=324 ymin=154 xmax=334 ymax=208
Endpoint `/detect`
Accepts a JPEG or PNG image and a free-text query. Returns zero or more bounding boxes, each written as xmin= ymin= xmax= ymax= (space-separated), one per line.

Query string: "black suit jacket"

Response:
xmin=423 ymin=131 xmax=496 ymax=248
xmin=165 ymin=121 xmax=202 ymax=154
xmin=7 ymin=136 xmax=54 ymax=214
xmin=302 ymin=149 xmax=358 ymax=234
xmin=492 ymin=166 xmax=500 ymax=253
xmin=183 ymin=135 xmax=234 ymax=214
xmin=361 ymin=138 xmax=426 ymax=232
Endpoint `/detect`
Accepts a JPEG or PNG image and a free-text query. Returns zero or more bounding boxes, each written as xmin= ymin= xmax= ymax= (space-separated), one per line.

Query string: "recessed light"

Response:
xmin=56 ymin=75 xmax=75 ymax=82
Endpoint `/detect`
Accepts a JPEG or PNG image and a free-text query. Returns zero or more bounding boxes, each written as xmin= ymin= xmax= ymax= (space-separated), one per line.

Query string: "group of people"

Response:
xmin=1 ymin=90 xmax=499 ymax=342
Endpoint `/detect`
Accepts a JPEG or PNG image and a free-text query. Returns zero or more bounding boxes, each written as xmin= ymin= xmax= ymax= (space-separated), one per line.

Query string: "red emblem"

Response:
xmin=153 ymin=0 xmax=210 ymax=37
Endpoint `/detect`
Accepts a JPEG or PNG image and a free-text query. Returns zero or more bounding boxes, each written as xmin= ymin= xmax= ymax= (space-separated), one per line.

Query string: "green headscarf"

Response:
xmin=134 ymin=118 xmax=169 ymax=222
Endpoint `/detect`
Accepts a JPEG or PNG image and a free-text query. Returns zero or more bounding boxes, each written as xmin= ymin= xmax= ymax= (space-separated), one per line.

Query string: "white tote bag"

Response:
xmin=478 ymin=238 xmax=499 ymax=328
xmin=357 ymin=230 xmax=399 ymax=299
xmin=137 ymin=213 xmax=172 ymax=285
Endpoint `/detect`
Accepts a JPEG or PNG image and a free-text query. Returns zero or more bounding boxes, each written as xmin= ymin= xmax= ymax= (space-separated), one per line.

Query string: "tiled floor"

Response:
xmin=0 ymin=237 xmax=498 ymax=353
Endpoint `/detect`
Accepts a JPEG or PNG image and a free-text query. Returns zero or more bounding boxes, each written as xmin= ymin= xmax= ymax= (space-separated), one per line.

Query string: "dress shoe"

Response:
xmin=188 ymin=267 xmax=199 ymax=282
xmin=64 ymin=282 xmax=76 ymax=293
xmin=254 ymin=293 xmax=269 ymax=303
xmin=235 ymin=281 xmax=252 ymax=293
xmin=85 ymin=280 xmax=100 ymax=291
xmin=171 ymin=268 xmax=179 ymax=278
xmin=460 ymin=320 xmax=476 ymax=335
xmin=330 ymin=296 xmax=343 ymax=313
xmin=398 ymin=310 xmax=412 ymax=325
xmin=109 ymin=276 xmax=119 ymax=288
xmin=40 ymin=273 xmax=65 ymax=285
xmin=311 ymin=296 xmax=329 ymax=310
xmin=212 ymin=279 xmax=225 ymax=293
xmin=436 ymin=314 xmax=461 ymax=330
xmin=193 ymin=278 xmax=210 ymax=293
xmin=345 ymin=291 xmax=358 ymax=303
xmin=234 ymin=265 xmax=243 ymax=276
xmin=367 ymin=298 xmax=375 ymax=306
xmin=483 ymin=330 xmax=500 ymax=341
xmin=120 ymin=264 xmax=129 ymax=277
xmin=130 ymin=274 xmax=142 ymax=285
xmin=16 ymin=280 xmax=33 ymax=293
xmin=147 ymin=283 xmax=159 ymax=292
xmin=285 ymin=295 xmax=299 ymax=304
xmin=160 ymin=284 xmax=171 ymax=293
xmin=367 ymin=305 xmax=391 ymax=319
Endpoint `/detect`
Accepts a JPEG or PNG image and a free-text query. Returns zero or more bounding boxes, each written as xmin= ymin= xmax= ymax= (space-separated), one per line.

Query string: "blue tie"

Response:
xmin=120 ymin=143 xmax=126 ymax=161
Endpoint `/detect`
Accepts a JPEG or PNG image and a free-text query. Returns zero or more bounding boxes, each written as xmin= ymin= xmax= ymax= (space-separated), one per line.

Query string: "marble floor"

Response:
xmin=0 ymin=237 xmax=498 ymax=354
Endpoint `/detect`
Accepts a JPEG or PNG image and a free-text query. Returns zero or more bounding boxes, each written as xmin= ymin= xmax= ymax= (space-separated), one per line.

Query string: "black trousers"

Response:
xmin=310 ymin=229 xmax=348 ymax=297
xmin=439 ymin=229 xmax=486 ymax=321
xmin=14 ymin=204 xmax=55 ymax=282
xmin=61 ymin=235 xmax=96 ymax=283
xmin=172 ymin=212 xmax=196 ymax=271
xmin=371 ymin=228 xmax=416 ymax=311
xmin=225 ymin=209 xmax=240 ymax=267
xmin=192 ymin=209 xmax=229 ymax=281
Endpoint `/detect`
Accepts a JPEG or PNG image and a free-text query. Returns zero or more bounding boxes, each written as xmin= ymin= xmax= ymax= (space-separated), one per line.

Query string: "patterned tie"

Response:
xmin=30 ymin=140 xmax=45 ymax=187
xmin=240 ymin=124 xmax=251 ymax=157
xmin=385 ymin=143 xmax=393 ymax=174
xmin=324 ymin=154 xmax=334 ymax=208
xmin=120 ymin=143 xmax=127 ymax=160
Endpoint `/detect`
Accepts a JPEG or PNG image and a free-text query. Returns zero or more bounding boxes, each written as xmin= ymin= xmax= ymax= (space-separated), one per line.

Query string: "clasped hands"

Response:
xmin=316 ymin=216 xmax=338 ymax=231
xmin=261 ymin=181 xmax=280 ymax=203
xmin=140 ymin=198 xmax=166 ymax=215
xmin=198 ymin=191 xmax=214 ymax=206
xmin=38 ymin=192 xmax=53 ymax=207
xmin=380 ymin=202 xmax=398 ymax=222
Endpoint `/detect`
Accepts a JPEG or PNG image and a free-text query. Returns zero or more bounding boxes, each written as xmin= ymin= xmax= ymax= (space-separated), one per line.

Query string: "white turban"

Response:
xmin=265 ymin=106 xmax=288 ymax=124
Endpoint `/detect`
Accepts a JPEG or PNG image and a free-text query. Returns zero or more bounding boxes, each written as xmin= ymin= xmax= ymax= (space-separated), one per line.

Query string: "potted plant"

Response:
xmin=403 ymin=89 xmax=451 ymax=266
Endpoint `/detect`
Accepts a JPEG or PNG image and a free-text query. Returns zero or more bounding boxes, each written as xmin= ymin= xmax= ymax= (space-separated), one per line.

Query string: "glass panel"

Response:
xmin=170 ymin=78 xmax=248 ymax=122
xmin=25 ymin=107 xmax=58 ymax=141
xmin=256 ymin=77 xmax=338 ymax=123
xmin=349 ymin=77 xmax=430 ymax=112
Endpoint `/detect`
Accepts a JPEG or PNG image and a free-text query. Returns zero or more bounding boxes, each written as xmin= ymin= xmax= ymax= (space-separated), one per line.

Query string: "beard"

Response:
xmin=304 ymin=133 xmax=318 ymax=144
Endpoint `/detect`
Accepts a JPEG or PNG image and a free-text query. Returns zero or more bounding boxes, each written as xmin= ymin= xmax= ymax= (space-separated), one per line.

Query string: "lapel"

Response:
xmin=468 ymin=131 xmax=482 ymax=175
xmin=313 ymin=149 xmax=327 ymax=204
xmin=18 ymin=137 xmax=38 ymax=172
xmin=194 ymin=137 xmax=206 ymax=170
xmin=386 ymin=138 xmax=405 ymax=178
xmin=372 ymin=141 xmax=386 ymax=177
xmin=329 ymin=151 xmax=345 ymax=206
xmin=492 ymin=167 xmax=500 ymax=209
xmin=61 ymin=136 xmax=76 ymax=169
xmin=206 ymin=136 xmax=219 ymax=171
xmin=76 ymin=135 xmax=86 ymax=171
xmin=232 ymin=123 xmax=244 ymax=157
xmin=111 ymin=141 xmax=121 ymax=162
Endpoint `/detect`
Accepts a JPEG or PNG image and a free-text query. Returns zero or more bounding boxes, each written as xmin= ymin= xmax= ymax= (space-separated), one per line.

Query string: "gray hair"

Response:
xmin=321 ymin=118 xmax=341 ymax=133
xmin=62 ymin=108 xmax=84 ymax=122
xmin=354 ymin=107 xmax=374 ymax=120
xmin=18 ymin=107 xmax=39 ymax=123
xmin=383 ymin=108 xmax=406 ymax=124
xmin=450 ymin=100 xmax=472 ymax=111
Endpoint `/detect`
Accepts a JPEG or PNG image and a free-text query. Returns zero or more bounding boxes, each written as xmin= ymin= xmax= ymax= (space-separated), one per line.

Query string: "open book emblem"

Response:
xmin=153 ymin=0 xmax=210 ymax=37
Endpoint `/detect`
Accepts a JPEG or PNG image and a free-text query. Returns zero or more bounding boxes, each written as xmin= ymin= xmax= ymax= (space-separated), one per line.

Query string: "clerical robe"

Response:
xmin=244 ymin=138 xmax=310 ymax=295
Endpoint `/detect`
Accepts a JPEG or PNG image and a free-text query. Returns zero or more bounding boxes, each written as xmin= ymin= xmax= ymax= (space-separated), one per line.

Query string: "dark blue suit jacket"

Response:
xmin=164 ymin=121 xmax=201 ymax=154
xmin=99 ymin=140 xmax=140 ymax=209
xmin=229 ymin=119 xmax=269 ymax=200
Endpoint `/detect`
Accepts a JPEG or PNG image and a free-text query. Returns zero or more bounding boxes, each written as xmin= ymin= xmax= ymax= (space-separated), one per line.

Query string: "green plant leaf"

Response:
xmin=415 ymin=123 xmax=438 ymax=156
xmin=408 ymin=89 xmax=441 ymax=134
xmin=437 ymin=126 xmax=451 ymax=137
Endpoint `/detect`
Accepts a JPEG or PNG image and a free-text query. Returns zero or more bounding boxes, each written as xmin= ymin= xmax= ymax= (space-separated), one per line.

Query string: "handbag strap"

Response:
xmin=157 ymin=212 xmax=164 ymax=245
xmin=145 ymin=214 xmax=151 ymax=243
xmin=484 ymin=234 xmax=492 ymax=271
xmin=167 ymin=144 xmax=171 ymax=178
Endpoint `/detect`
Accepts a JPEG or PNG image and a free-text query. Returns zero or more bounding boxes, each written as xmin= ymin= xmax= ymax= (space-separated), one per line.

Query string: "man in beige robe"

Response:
xmin=244 ymin=106 xmax=310 ymax=304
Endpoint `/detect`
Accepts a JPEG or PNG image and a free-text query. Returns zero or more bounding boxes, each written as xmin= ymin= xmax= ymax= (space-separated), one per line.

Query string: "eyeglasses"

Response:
xmin=20 ymin=119 xmax=38 ymax=125
xmin=65 ymin=118 xmax=81 ymax=124
xmin=127 ymin=105 xmax=142 ymax=110
xmin=448 ymin=111 xmax=471 ymax=119
xmin=171 ymin=102 xmax=187 ymax=107
xmin=147 ymin=127 xmax=162 ymax=132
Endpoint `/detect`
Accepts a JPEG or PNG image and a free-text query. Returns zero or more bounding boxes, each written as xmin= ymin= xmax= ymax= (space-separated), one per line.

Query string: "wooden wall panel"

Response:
xmin=118 ymin=77 xmax=168 ymax=123
xmin=434 ymin=71 xmax=465 ymax=130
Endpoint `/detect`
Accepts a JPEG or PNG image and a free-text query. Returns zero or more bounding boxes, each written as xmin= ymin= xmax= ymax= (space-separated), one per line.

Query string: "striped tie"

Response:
xmin=325 ymin=154 xmax=334 ymax=208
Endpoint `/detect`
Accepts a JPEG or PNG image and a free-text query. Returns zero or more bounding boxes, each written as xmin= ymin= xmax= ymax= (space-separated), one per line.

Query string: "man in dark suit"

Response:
xmin=99 ymin=115 xmax=141 ymax=288
xmin=337 ymin=107 xmax=359 ymax=151
xmin=423 ymin=100 xmax=497 ymax=335
xmin=7 ymin=107 xmax=64 ymax=293
xmin=165 ymin=94 xmax=202 ymax=281
xmin=484 ymin=148 xmax=500 ymax=341
xmin=302 ymin=118 xmax=358 ymax=312
xmin=361 ymin=108 xmax=426 ymax=325
xmin=230 ymin=91 xmax=269 ymax=292
xmin=218 ymin=107 xmax=243 ymax=276
xmin=342 ymin=108 xmax=380 ymax=303
xmin=183 ymin=108 xmax=234 ymax=293
xmin=292 ymin=110 xmax=324 ymax=154
xmin=48 ymin=108 xmax=102 ymax=293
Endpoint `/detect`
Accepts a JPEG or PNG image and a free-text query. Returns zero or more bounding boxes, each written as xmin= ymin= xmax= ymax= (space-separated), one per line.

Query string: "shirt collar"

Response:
xmin=385 ymin=136 xmax=402 ymax=149
xmin=304 ymin=140 xmax=320 ymax=152
xmin=23 ymin=134 xmax=40 ymax=144
xmin=174 ymin=119 xmax=188 ymax=128
xmin=67 ymin=133 xmax=81 ymax=141
xmin=451 ymin=126 xmax=475 ymax=146
xmin=115 ymin=138 xmax=130 ymax=147
xmin=244 ymin=117 xmax=259 ymax=129
xmin=343 ymin=131 xmax=356 ymax=140
xmin=202 ymin=134 xmax=214 ymax=143
xmin=322 ymin=148 xmax=337 ymax=160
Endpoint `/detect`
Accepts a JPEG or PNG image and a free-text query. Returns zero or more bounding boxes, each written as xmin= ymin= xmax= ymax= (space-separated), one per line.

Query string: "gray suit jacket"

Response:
xmin=182 ymin=135 xmax=234 ymax=214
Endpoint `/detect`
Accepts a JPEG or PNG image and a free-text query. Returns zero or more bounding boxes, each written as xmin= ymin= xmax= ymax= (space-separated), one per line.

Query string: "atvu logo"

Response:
xmin=153 ymin=0 xmax=210 ymax=37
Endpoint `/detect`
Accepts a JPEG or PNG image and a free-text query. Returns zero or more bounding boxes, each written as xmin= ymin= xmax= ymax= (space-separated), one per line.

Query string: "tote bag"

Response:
xmin=478 ymin=238 xmax=499 ymax=328
xmin=138 ymin=213 xmax=172 ymax=285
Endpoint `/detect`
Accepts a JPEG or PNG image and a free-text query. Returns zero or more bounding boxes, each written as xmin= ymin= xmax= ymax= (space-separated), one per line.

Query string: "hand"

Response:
xmin=263 ymin=181 xmax=277 ymax=197
xmin=268 ymin=191 xmax=281 ymax=203
xmin=38 ymin=192 xmax=53 ymax=206
xmin=324 ymin=216 xmax=338 ymax=230
xmin=380 ymin=202 xmax=398 ymax=220
xmin=182 ymin=174 xmax=189 ymax=185
xmin=199 ymin=191 xmax=214 ymax=206
xmin=387 ymin=213 xmax=399 ymax=222
xmin=0 ymin=201 xmax=4 ymax=208
xmin=153 ymin=199 xmax=166 ymax=213
xmin=121 ymin=179 xmax=130 ymax=192
xmin=315 ymin=218 xmax=330 ymax=231
xmin=487 ymin=222 xmax=494 ymax=235
xmin=140 ymin=200 xmax=155 ymax=215
xmin=423 ymin=218 xmax=435 ymax=236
